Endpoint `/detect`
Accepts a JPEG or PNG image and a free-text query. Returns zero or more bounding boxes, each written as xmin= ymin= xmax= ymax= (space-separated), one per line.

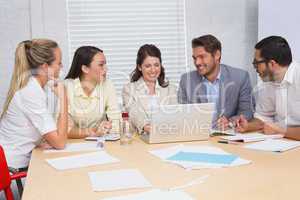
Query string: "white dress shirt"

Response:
xmin=254 ymin=61 xmax=300 ymax=128
xmin=0 ymin=77 xmax=57 ymax=168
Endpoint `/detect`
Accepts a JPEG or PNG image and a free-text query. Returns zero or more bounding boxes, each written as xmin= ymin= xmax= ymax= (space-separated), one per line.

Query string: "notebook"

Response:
xmin=220 ymin=133 xmax=283 ymax=143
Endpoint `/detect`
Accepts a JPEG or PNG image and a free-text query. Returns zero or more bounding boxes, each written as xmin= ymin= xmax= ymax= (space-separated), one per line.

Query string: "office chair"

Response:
xmin=0 ymin=145 xmax=27 ymax=200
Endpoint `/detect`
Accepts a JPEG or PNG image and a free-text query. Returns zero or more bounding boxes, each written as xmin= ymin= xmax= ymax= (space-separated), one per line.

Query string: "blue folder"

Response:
xmin=166 ymin=151 xmax=238 ymax=164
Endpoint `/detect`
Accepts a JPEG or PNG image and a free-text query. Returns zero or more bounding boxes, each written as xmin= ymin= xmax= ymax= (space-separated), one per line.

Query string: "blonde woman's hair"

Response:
xmin=0 ymin=39 xmax=58 ymax=119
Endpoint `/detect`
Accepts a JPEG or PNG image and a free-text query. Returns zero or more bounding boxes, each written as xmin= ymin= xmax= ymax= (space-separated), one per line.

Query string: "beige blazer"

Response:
xmin=122 ymin=78 xmax=177 ymax=133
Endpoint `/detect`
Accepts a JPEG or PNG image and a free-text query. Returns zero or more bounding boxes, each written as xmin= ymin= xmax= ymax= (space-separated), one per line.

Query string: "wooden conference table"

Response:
xmin=22 ymin=137 xmax=300 ymax=200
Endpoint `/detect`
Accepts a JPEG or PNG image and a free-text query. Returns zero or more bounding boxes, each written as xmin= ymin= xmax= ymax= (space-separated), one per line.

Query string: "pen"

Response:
xmin=219 ymin=114 xmax=235 ymax=129
xmin=228 ymin=121 xmax=234 ymax=129
xmin=97 ymin=113 xmax=110 ymax=134
xmin=105 ymin=113 xmax=109 ymax=121
xmin=218 ymin=140 xmax=239 ymax=145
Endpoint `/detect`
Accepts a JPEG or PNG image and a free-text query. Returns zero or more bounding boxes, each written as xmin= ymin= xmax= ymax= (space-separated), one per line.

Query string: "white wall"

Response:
xmin=0 ymin=2 xmax=31 ymax=199
xmin=258 ymin=0 xmax=300 ymax=61
xmin=0 ymin=0 xmax=31 ymax=114
xmin=0 ymin=0 xmax=69 ymax=113
xmin=29 ymin=0 xmax=69 ymax=77
xmin=185 ymin=0 xmax=258 ymax=85
xmin=0 ymin=0 xmax=259 ymax=112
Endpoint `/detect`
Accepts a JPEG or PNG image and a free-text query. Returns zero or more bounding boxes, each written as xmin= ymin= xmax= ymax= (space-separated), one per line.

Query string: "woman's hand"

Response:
xmin=92 ymin=120 xmax=112 ymax=136
xmin=143 ymin=124 xmax=151 ymax=134
xmin=38 ymin=140 xmax=53 ymax=150
xmin=49 ymin=80 xmax=66 ymax=100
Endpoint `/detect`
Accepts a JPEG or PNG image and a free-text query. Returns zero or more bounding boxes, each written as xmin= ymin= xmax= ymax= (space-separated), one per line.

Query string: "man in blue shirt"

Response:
xmin=178 ymin=34 xmax=254 ymax=129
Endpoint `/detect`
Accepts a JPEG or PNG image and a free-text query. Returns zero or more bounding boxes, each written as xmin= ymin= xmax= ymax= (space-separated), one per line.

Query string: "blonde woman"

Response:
xmin=64 ymin=46 xmax=120 ymax=138
xmin=122 ymin=44 xmax=177 ymax=134
xmin=0 ymin=39 xmax=68 ymax=169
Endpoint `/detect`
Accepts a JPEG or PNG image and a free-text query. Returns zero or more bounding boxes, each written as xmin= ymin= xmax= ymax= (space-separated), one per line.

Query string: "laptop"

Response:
xmin=140 ymin=103 xmax=214 ymax=144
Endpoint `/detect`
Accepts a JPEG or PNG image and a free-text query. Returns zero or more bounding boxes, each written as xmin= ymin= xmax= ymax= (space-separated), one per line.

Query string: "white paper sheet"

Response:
xmin=149 ymin=145 xmax=183 ymax=160
xmin=244 ymin=139 xmax=300 ymax=152
xmin=102 ymin=189 xmax=194 ymax=200
xmin=44 ymin=142 xmax=101 ymax=153
xmin=46 ymin=151 xmax=119 ymax=170
xmin=149 ymin=145 xmax=251 ymax=169
xmin=221 ymin=133 xmax=283 ymax=143
xmin=88 ymin=169 xmax=152 ymax=192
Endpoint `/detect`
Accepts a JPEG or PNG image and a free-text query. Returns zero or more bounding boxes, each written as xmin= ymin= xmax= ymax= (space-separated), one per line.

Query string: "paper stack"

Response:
xmin=210 ymin=128 xmax=237 ymax=136
xmin=220 ymin=133 xmax=283 ymax=143
xmin=149 ymin=145 xmax=250 ymax=169
xmin=244 ymin=139 xmax=300 ymax=152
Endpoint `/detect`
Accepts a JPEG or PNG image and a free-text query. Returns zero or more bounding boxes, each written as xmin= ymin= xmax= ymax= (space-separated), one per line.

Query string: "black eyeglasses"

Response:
xmin=252 ymin=59 xmax=267 ymax=68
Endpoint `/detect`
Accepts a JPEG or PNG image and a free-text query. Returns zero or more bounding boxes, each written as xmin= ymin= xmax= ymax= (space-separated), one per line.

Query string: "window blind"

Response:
xmin=66 ymin=0 xmax=187 ymax=100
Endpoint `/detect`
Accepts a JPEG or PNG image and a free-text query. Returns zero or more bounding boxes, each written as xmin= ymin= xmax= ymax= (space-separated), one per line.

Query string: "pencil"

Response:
xmin=105 ymin=113 xmax=109 ymax=121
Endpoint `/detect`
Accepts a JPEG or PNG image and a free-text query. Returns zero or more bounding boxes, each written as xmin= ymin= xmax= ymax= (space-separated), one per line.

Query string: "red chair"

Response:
xmin=0 ymin=145 xmax=27 ymax=200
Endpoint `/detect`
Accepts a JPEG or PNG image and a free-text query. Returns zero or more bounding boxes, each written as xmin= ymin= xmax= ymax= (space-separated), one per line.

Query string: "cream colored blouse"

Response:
xmin=65 ymin=78 xmax=120 ymax=132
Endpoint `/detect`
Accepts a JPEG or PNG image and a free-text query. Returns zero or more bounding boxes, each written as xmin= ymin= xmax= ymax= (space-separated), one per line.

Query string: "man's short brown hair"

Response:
xmin=192 ymin=34 xmax=222 ymax=55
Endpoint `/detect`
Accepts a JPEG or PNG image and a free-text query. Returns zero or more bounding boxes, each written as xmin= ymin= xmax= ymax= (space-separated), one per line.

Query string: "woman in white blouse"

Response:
xmin=0 ymin=39 xmax=68 ymax=169
xmin=122 ymin=44 xmax=177 ymax=134
xmin=64 ymin=46 xmax=120 ymax=138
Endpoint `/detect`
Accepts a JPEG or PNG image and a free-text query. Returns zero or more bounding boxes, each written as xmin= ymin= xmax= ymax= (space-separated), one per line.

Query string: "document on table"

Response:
xmin=210 ymin=128 xmax=237 ymax=136
xmin=149 ymin=145 xmax=183 ymax=160
xmin=44 ymin=142 xmax=101 ymax=153
xmin=149 ymin=145 xmax=251 ymax=169
xmin=102 ymin=189 xmax=194 ymax=200
xmin=220 ymin=133 xmax=283 ymax=143
xmin=244 ymin=139 xmax=300 ymax=152
xmin=46 ymin=151 xmax=119 ymax=170
xmin=167 ymin=151 xmax=238 ymax=165
xmin=88 ymin=169 xmax=152 ymax=192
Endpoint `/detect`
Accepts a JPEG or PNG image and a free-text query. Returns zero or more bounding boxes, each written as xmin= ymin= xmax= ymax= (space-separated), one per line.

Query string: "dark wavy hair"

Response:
xmin=130 ymin=44 xmax=168 ymax=88
xmin=65 ymin=46 xmax=103 ymax=79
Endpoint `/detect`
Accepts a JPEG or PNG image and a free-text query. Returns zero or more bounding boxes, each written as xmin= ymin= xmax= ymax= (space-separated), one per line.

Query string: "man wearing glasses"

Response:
xmin=235 ymin=36 xmax=300 ymax=140
xmin=178 ymin=34 xmax=254 ymax=129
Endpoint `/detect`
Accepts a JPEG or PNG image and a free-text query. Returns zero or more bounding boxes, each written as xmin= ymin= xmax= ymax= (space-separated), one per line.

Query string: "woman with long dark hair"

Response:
xmin=122 ymin=44 xmax=177 ymax=134
xmin=65 ymin=46 xmax=120 ymax=138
